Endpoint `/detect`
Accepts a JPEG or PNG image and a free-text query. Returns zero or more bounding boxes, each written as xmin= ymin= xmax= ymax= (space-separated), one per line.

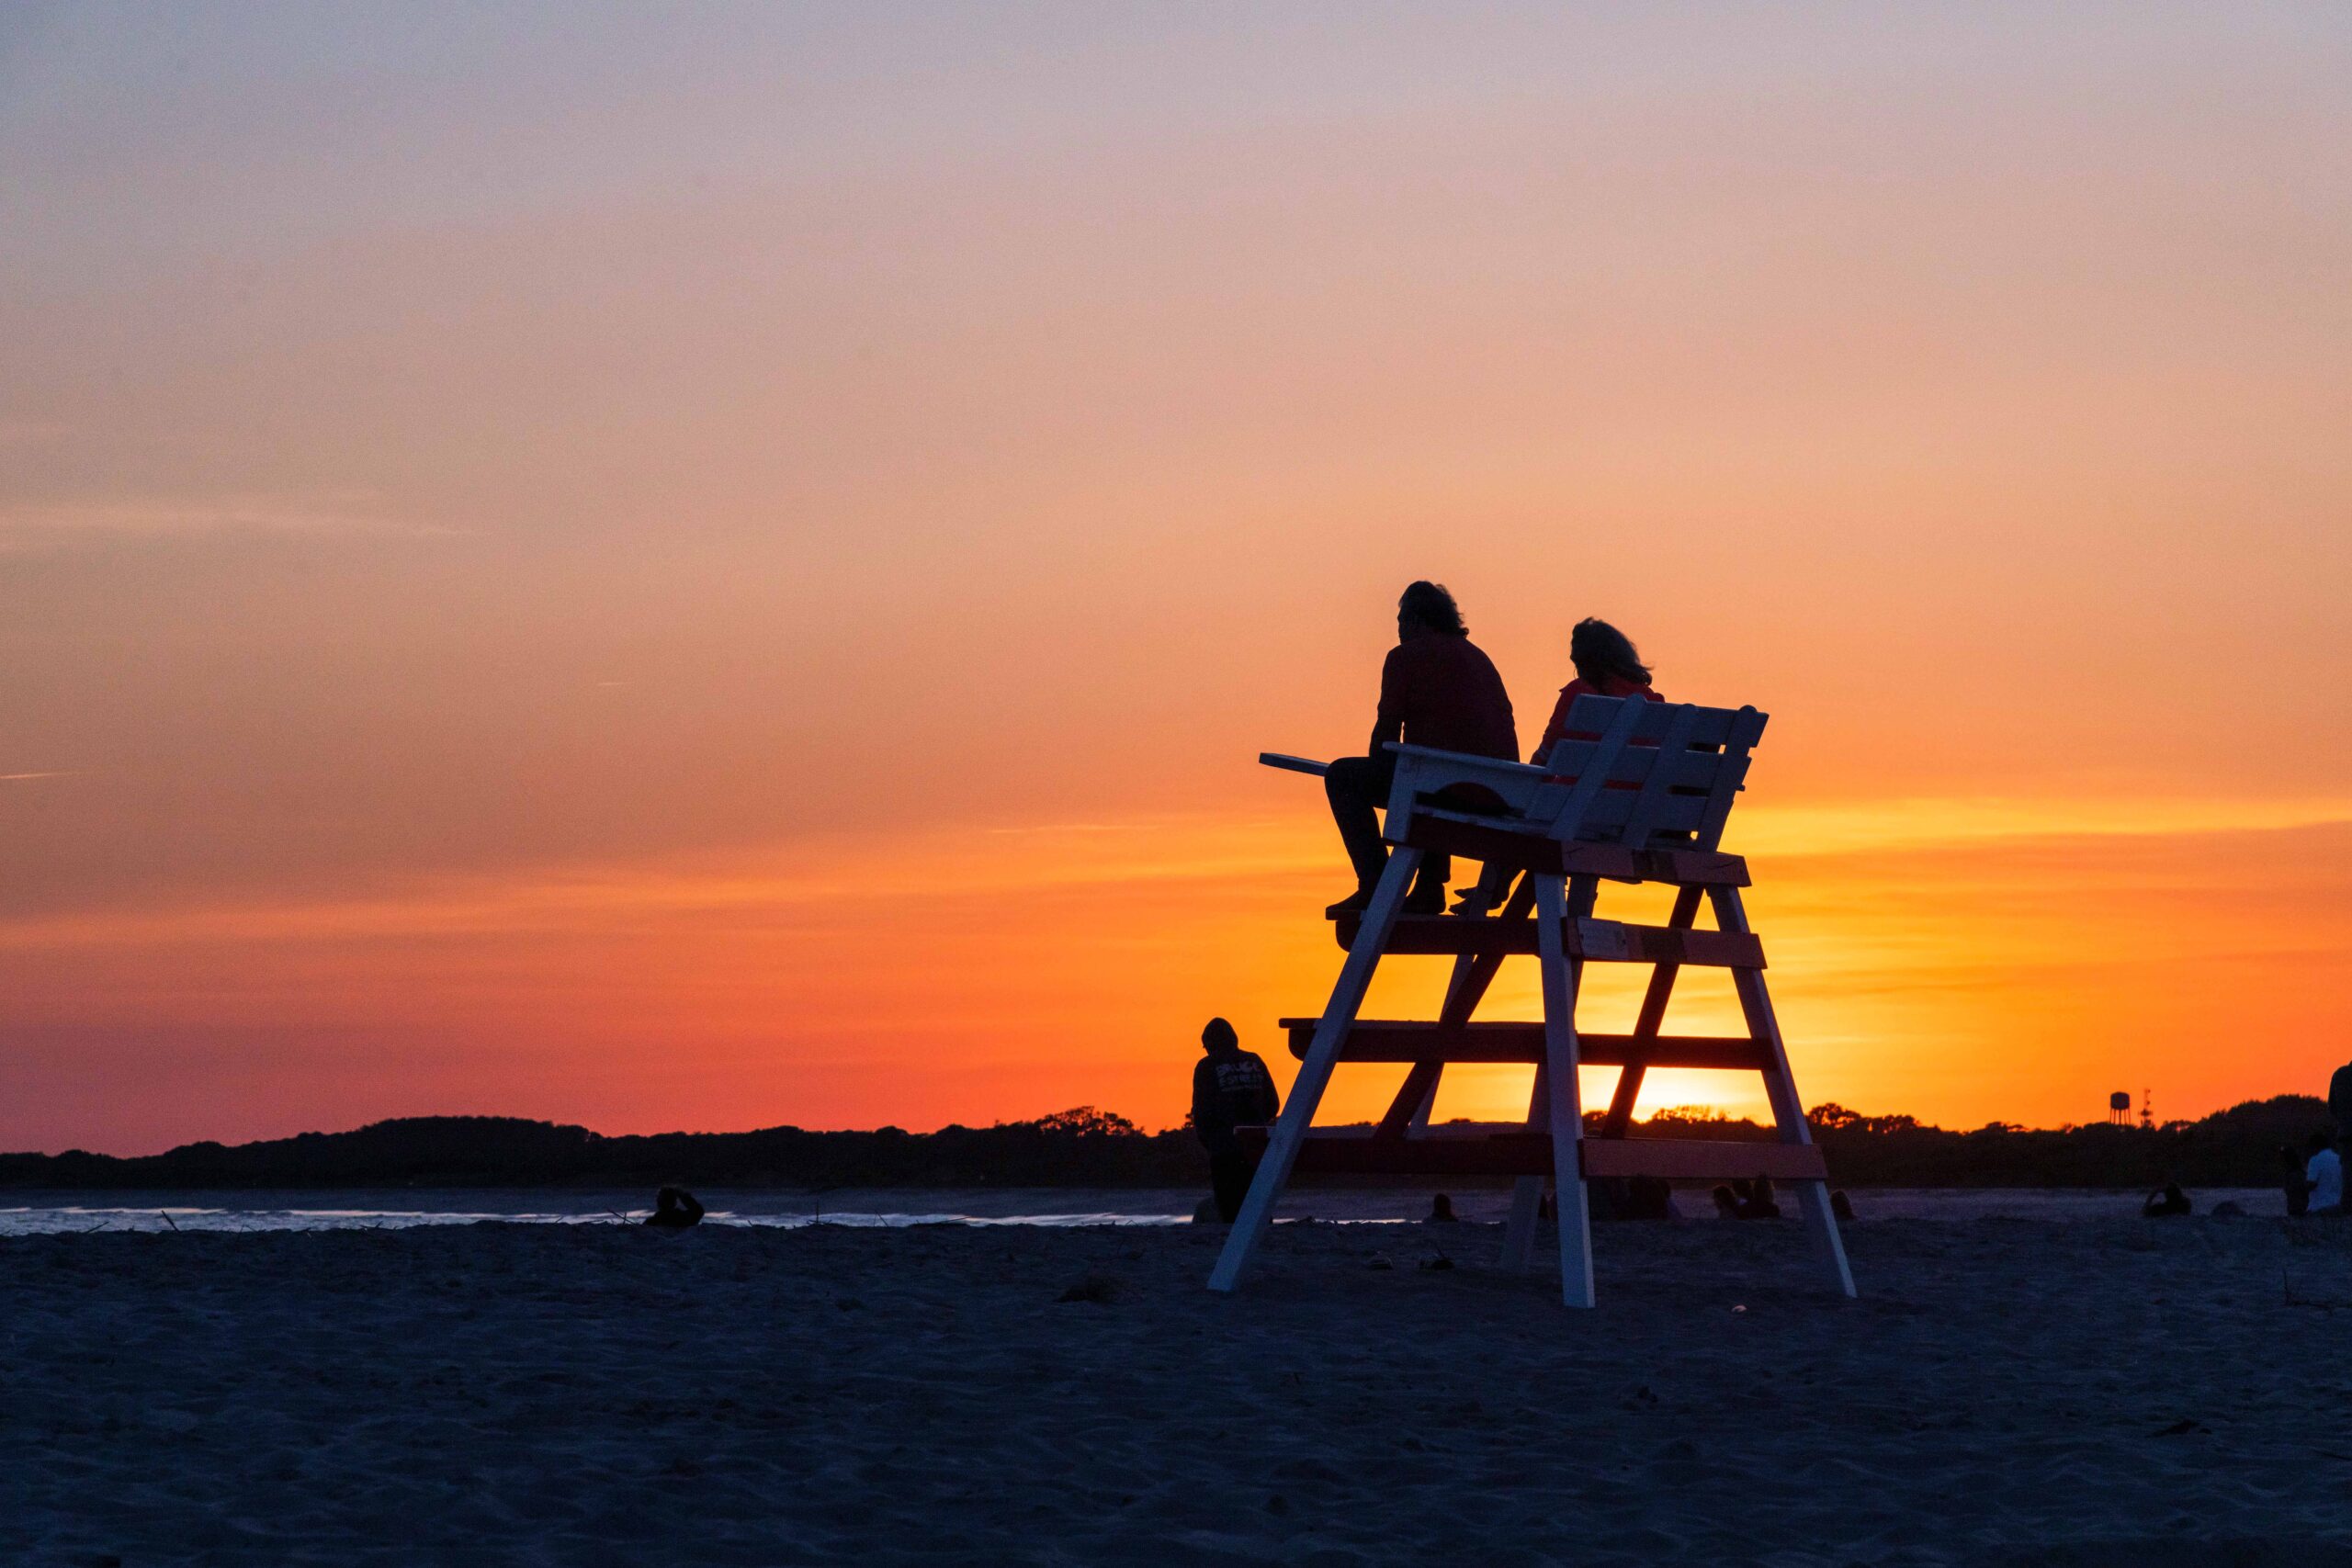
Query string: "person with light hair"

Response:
xmin=1531 ymin=616 xmax=1663 ymax=762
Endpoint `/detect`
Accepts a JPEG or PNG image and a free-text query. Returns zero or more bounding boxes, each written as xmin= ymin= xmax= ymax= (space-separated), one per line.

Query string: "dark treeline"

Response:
xmin=0 ymin=1108 xmax=1209 ymax=1190
xmin=0 ymin=1096 xmax=2331 ymax=1191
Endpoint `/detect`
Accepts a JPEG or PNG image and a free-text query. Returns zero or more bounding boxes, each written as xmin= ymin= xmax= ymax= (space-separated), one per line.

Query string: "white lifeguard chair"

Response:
xmin=1210 ymin=694 xmax=1855 ymax=1307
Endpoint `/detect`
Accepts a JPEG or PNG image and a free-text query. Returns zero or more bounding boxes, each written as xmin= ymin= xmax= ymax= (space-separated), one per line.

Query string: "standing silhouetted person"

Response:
xmin=1193 ymin=1018 xmax=1280 ymax=1223
xmin=1324 ymin=581 xmax=1517 ymax=918
xmin=645 ymin=1186 xmax=705 ymax=1228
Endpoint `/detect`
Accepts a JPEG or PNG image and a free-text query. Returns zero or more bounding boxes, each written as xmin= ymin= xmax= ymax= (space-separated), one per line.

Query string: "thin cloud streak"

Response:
xmin=0 ymin=497 xmax=467 ymax=551
xmin=5 ymin=795 xmax=2343 ymax=954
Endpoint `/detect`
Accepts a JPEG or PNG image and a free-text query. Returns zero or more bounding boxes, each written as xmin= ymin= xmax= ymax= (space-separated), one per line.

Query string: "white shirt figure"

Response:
xmin=2308 ymin=1146 xmax=2344 ymax=1213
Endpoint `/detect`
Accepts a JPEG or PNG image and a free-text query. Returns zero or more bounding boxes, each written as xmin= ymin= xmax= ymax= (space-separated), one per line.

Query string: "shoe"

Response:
xmin=1324 ymin=886 xmax=1374 ymax=919
xmin=1402 ymin=882 xmax=1449 ymax=916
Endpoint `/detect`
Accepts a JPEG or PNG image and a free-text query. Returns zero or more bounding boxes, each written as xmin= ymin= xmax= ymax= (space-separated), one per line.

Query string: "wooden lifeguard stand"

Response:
xmin=1209 ymin=694 xmax=1854 ymax=1307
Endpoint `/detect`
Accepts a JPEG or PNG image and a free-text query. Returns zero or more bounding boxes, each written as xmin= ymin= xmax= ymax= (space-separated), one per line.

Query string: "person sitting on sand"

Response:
xmin=2304 ymin=1133 xmax=2344 ymax=1216
xmin=1323 ymin=581 xmax=1518 ymax=918
xmin=2283 ymin=1145 xmax=2313 ymax=1218
xmin=1711 ymin=1179 xmax=1781 ymax=1220
xmin=1193 ymin=1018 xmax=1280 ymax=1223
xmin=1593 ymin=1175 xmax=1676 ymax=1222
xmin=1425 ymin=1193 xmax=1459 ymax=1224
xmin=1830 ymin=1190 xmax=1857 ymax=1222
xmin=645 ymin=1186 xmax=705 ymax=1229
xmin=2141 ymin=1182 xmax=2191 ymax=1218
xmin=1530 ymin=617 xmax=1665 ymax=762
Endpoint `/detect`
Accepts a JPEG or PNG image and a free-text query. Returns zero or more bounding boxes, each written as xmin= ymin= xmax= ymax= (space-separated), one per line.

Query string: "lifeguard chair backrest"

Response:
xmin=1530 ymin=696 xmax=1767 ymax=852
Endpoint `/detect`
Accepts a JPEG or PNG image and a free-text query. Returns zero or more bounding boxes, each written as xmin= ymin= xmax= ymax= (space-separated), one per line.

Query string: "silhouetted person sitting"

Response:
xmin=2141 ymin=1182 xmax=2191 ymax=1218
xmin=1531 ymin=617 xmax=1665 ymax=761
xmin=1593 ymin=1176 xmax=1675 ymax=1222
xmin=1630 ymin=1176 xmax=1675 ymax=1220
xmin=645 ymin=1186 xmax=705 ymax=1228
xmin=1324 ymin=581 xmax=1518 ymax=918
xmin=1193 ymin=1017 xmax=1280 ymax=1223
xmin=2305 ymin=1132 xmax=2344 ymax=1216
xmin=1713 ymin=1178 xmax=1780 ymax=1220
xmin=1712 ymin=1184 xmax=1743 ymax=1219
xmin=2283 ymin=1145 xmax=2313 ymax=1218
xmin=1425 ymin=1193 xmax=1459 ymax=1224
xmin=1830 ymin=1190 xmax=1857 ymax=1222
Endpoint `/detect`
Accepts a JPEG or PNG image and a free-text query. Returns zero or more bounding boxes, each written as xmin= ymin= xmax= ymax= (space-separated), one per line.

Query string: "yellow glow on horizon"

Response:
xmin=7 ymin=794 xmax=2346 ymax=1149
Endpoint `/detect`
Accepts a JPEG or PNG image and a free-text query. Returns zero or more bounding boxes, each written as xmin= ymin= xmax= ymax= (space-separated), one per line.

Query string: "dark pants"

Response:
xmin=1325 ymin=752 xmax=1449 ymax=894
xmin=1209 ymin=1148 xmax=1259 ymax=1223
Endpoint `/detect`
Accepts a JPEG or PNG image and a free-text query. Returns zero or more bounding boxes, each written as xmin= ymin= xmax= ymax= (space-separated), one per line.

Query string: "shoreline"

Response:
xmin=0 ymin=1183 xmax=2298 ymax=1236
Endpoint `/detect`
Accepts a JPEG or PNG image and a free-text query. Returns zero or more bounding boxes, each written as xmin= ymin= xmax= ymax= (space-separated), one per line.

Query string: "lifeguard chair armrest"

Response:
xmin=1384 ymin=742 xmax=1555 ymax=781
xmin=1259 ymin=752 xmax=1331 ymax=777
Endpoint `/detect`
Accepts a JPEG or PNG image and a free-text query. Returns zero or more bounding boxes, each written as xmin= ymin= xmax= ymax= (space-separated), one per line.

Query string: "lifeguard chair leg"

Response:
xmin=1208 ymin=848 xmax=1423 ymax=1294
xmin=1392 ymin=862 xmax=1526 ymax=1137
xmin=1499 ymin=1065 xmax=1547 ymax=1272
xmin=1532 ymin=872 xmax=1596 ymax=1308
xmin=1708 ymin=886 xmax=1856 ymax=1299
xmin=1600 ymin=885 xmax=1703 ymax=1136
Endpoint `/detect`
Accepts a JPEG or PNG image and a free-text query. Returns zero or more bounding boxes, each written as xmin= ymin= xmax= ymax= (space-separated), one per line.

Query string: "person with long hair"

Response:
xmin=1531 ymin=616 xmax=1662 ymax=762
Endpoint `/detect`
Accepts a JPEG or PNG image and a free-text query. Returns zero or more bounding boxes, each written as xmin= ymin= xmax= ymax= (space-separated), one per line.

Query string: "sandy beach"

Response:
xmin=7 ymin=1210 xmax=2352 ymax=1566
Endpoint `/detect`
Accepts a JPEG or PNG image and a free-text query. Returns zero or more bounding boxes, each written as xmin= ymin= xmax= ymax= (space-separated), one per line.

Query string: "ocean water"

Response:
xmin=0 ymin=1185 xmax=2292 ymax=1235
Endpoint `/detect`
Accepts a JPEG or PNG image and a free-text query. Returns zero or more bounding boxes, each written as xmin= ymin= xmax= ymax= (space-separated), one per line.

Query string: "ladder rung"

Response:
xmin=1334 ymin=914 xmax=1764 ymax=968
xmin=1275 ymin=1020 xmax=1770 ymax=1070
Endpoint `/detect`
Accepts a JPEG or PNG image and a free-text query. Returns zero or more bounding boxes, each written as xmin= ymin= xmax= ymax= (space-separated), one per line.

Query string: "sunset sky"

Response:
xmin=4 ymin=4 xmax=2348 ymax=1155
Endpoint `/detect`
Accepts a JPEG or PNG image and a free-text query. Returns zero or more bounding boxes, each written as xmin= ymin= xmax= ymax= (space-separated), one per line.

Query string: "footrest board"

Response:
xmin=1275 ymin=1020 xmax=1771 ymax=1071
xmin=1333 ymin=915 xmax=1764 ymax=967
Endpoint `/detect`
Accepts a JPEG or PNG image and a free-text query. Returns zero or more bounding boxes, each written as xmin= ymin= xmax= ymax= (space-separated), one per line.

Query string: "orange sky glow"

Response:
xmin=3 ymin=5 xmax=2348 ymax=1153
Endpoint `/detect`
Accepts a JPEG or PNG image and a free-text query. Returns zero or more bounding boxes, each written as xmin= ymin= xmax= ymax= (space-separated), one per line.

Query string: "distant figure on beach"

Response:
xmin=1593 ymin=1176 xmax=1675 ymax=1221
xmin=1831 ymin=1190 xmax=1857 ymax=1222
xmin=1531 ymin=617 xmax=1664 ymax=761
xmin=2141 ymin=1182 xmax=2191 ymax=1218
xmin=2305 ymin=1133 xmax=2344 ymax=1216
xmin=1713 ymin=1179 xmax=1781 ymax=1220
xmin=1323 ymin=581 xmax=1517 ymax=918
xmin=645 ymin=1187 xmax=704 ymax=1228
xmin=2331 ymin=1060 xmax=2352 ymax=1137
xmin=1193 ymin=1018 xmax=1280 ymax=1223
xmin=1425 ymin=1193 xmax=1459 ymax=1223
xmin=2283 ymin=1145 xmax=2313 ymax=1217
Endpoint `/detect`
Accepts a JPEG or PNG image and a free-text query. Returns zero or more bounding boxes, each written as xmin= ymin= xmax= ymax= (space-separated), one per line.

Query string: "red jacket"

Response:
xmin=1532 ymin=674 xmax=1662 ymax=762
xmin=1373 ymin=635 xmax=1518 ymax=761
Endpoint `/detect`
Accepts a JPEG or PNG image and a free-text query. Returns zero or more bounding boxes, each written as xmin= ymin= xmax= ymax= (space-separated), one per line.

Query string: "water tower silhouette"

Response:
xmin=2108 ymin=1090 xmax=2132 ymax=1127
